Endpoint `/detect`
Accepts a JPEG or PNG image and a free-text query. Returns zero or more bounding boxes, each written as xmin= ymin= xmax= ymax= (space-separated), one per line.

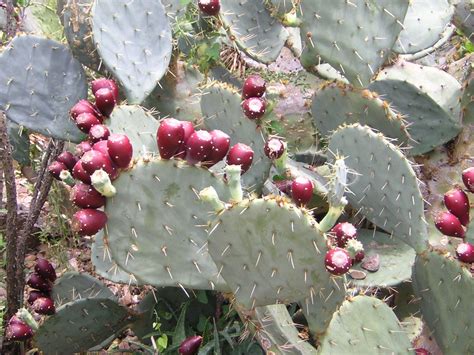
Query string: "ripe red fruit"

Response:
xmin=35 ymin=258 xmax=56 ymax=282
xmin=88 ymin=124 xmax=110 ymax=144
xmin=70 ymin=100 xmax=102 ymax=121
xmin=157 ymin=118 xmax=185 ymax=159
xmin=72 ymin=209 xmax=108 ymax=236
xmin=72 ymin=183 xmax=106 ymax=209
xmin=92 ymin=140 xmax=110 ymax=156
xmin=291 ymin=177 xmax=313 ymax=205
xmin=242 ymin=74 xmax=266 ymax=99
xmin=32 ymin=297 xmax=55 ymax=315
xmin=414 ymin=348 xmax=430 ymax=355
xmin=48 ymin=161 xmax=68 ymax=180
xmin=91 ymin=78 xmax=119 ymax=101
xmin=186 ymin=130 xmax=213 ymax=165
xmin=75 ymin=141 xmax=93 ymax=157
xmin=325 ymin=248 xmax=352 ymax=275
xmin=72 ymin=160 xmax=92 ymax=184
xmin=6 ymin=322 xmax=33 ymax=341
xmin=353 ymin=251 xmax=365 ymax=263
xmin=94 ymin=87 xmax=116 ymax=117
xmin=456 ymin=242 xmax=474 ymax=263
xmin=444 ymin=188 xmax=470 ymax=226
xmin=75 ymin=112 xmax=101 ymax=134
xmin=27 ymin=290 xmax=50 ymax=305
xmin=462 ymin=167 xmax=474 ymax=193
xmin=56 ymin=151 xmax=78 ymax=171
xmin=8 ymin=315 xmax=26 ymax=326
xmin=264 ymin=138 xmax=285 ymax=160
xmin=226 ymin=143 xmax=254 ymax=174
xmin=331 ymin=222 xmax=358 ymax=248
xmin=179 ymin=335 xmax=203 ymax=355
xmin=242 ymin=97 xmax=266 ymax=120
xmin=274 ymin=179 xmax=292 ymax=195
xmin=27 ymin=273 xmax=52 ymax=292
xmin=434 ymin=211 xmax=465 ymax=238
xmin=80 ymin=150 xmax=116 ymax=178
xmin=175 ymin=121 xmax=195 ymax=159
xmin=107 ymin=134 xmax=133 ymax=168
xmin=198 ymin=0 xmax=220 ymax=16
xmin=206 ymin=130 xmax=230 ymax=166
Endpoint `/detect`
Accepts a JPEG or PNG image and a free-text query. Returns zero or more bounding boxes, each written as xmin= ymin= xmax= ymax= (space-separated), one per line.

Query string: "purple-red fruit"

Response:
xmin=94 ymin=88 xmax=116 ymax=117
xmin=72 ymin=209 xmax=108 ymax=236
xmin=35 ymin=258 xmax=56 ymax=282
xmin=186 ymin=130 xmax=213 ymax=165
xmin=331 ymin=222 xmax=357 ymax=248
xmin=91 ymin=78 xmax=119 ymax=101
xmin=157 ymin=118 xmax=185 ymax=159
xmin=242 ymin=74 xmax=266 ymax=99
xmin=179 ymin=335 xmax=203 ymax=355
xmin=92 ymin=140 xmax=110 ymax=156
xmin=32 ymin=297 xmax=55 ymax=315
xmin=75 ymin=141 xmax=93 ymax=157
xmin=462 ymin=167 xmax=474 ymax=193
xmin=6 ymin=322 xmax=33 ymax=341
xmin=8 ymin=316 xmax=26 ymax=326
xmin=197 ymin=0 xmax=220 ymax=16
xmin=176 ymin=121 xmax=196 ymax=159
xmin=242 ymin=97 xmax=266 ymax=120
xmin=291 ymin=177 xmax=313 ymax=205
xmin=226 ymin=143 xmax=254 ymax=174
xmin=56 ymin=151 xmax=78 ymax=171
xmin=88 ymin=124 xmax=110 ymax=144
xmin=353 ymin=251 xmax=365 ymax=263
xmin=75 ymin=112 xmax=101 ymax=133
xmin=264 ymin=138 xmax=285 ymax=160
xmin=72 ymin=183 xmax=106 ymax=209
xmin=80 ymin=150 xmax=115 ymax=178
xmin=48 ymin=161 xmax=68 ymax=180
xmin=456 ymin=242 xmax=474 ymax=263
xmin=107 ymin=134 xmax=133 ymax=168
xmin=27 ymin=273 xmax=52 ymax=292
xmin=434 ymin=211 xmax=465 ymax=238
xmin=274 ymin=179 xmax=292 ymax=195
xmin=414 ymin=348 xmax=430 ymax=355
xmin=444 ymin=188 xmax=470 ymax=226
xmin=207 ymin=130 xmax=230 ymax=166
xmin=70 ymin=100 xmax=102 ymax=121
xmin=28 ymin=290 xmax=50 ymax=305
xmin=325 ymin=248 xmax=352 ymax=275
xmin=72 ymin=160 xmax=92 ymax=184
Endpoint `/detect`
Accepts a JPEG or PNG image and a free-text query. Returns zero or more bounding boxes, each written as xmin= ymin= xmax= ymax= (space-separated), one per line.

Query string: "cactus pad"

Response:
xmin=7 ymin=121 xmax=30 ymax=166
xmin=92 ymin=0 xmax=172 ymax=103
xmin=0 ymin=35 xmax=87 ymax=141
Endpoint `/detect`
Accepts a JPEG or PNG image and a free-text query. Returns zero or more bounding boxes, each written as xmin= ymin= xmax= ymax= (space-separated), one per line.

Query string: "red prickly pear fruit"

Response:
xmin=8 ymin=315 xmax=26 ymax=326
xmin=462 ymin=167 xmax=474 ymax=193
xmin=179 ymin=335 xmax=203 ymax=355
xmin=353 ymin=251 xmax=365 ymax=263
xmin=75 ymin=141 xmax=93 ymax=157
xmin=242 ymin=97 xmax=266 ymax=120
xmin=91 ymin=78 xmax=119 ymax=101
xmin=107 ymin=134 xmax=133 ymax=168
xmin=27 ymin=273 xmax=52 ymax=292
xmin=72 ymin=183 xmax=106 ymax=209
xmin=444 ymin=188 xmax=470 ymax=226
xmin=206 ymin=129 xmax=230 ymax=166
xmin=56 ymin=151 xmax=78 ymax=171
xmin=434 ymin=211 xmax=465 ymax=238
xmin=88 ymin=124 xmax=110 ymax=144
xmin=456 ymin=242 xmax=474 ymax=263
xmin=325 ymin=248 xmax=352 ymax=275
xmin=331 ymin=222 xmax=358 ymax=248
xmin=70 ymin=100 xmax=102 ymax=121
xmin=264 ymin=138 xmax=285 ymax=160
xmin=72 ymin=209 xmax=107 ymax=236
xmin=198 ymin=0 xmax=220 ymax=16
xmin=186 ymin=130 xmax=213 ymax=165
xmin=92 ymin=140 xmax=110 ymax=156
xmin=157 ymin=118 xmax=185 ymax=159
xmin=414 ymin=348 xmax=430 ymax=355
xmin=274 ymin=179 xmax=292 ymax=195
xmin=6 ymin=322 xmax=33 ymax=341
xmin=35 ymin=258 xmax=56 ymax=282
xmin=291 ymin=177 xmax=313 ymax=205
xmin=32 ymin=297 xmax=55 ymax=315
xmin=242 ymin=74 xmax=266 ymax=99
xmin=27 ymin=290 xmax=50 ymax=305
xmin=48 ymin=161 xmax=68 ymax=180
xmin=176 ymin=121 xmax=195 ymax=159
xmin=80 ymin=150 xmax=115 ymax=177
xmin=75 ymin=113 xmax=101 ymax=134
xmin=94 ymin=87 xmax=116 ymax=117
xmin=72 ymin=160 xmax=92 ymax=184
xmin=226 ymin=143 xmax=254 ymax=174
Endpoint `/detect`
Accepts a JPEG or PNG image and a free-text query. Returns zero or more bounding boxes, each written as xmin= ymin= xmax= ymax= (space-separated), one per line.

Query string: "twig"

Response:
xmin=5 ymin=0 xmax=16 ymax=39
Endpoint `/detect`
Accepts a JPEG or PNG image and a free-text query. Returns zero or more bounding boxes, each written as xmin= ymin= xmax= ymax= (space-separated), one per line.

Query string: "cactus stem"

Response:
xmin=91 ymin=169 xmax=116 ymax=197
xmin=273 ymin=143 xmax=288 ymax=176
xmin=59 ymin=169 xmax=75 ymax=187
xmin=226 ymin=164 xmax=243 ymax=203
xmin=318 ymin=205 xmax=345 ymax=233
xmin=17 ymin=308 xmax=39 ymax=331
xmin=199 ymin=186 xmax=225 ymax=212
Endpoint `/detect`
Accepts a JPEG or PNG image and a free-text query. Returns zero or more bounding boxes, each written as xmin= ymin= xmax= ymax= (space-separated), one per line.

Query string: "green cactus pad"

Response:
xmin=52 ymin=271 xmax=116 ymax=306
xmin=317 ymin=295 xmax=412 ymax=354
xmin=311 ymin=82 xmax=410 ymax=146
xmin=34 ymin=298 xmax=133 ymax=353
xmin=161 ymin=0 xmax=188 ymax=25
xmin=299 ymin=0 xmax=409 ymax=87
xmin=201 ymin=82 xmax=271 ymax=193
xmin=413 ymin=250 xmax=474 ymax=354
xmin=7 ymin=121 xmax=30 ymax=166
xmin=393 ymin=0 xmax=453 ymax=54
xmin=107 ymin=105 xmax=158 ymax=158
xmin=266 ymin=0 xmax=294 ymax=15
xmin=207 ymin=197 xmax=343 ymax=309
xmin=0 ymin=35 xmax=87 ymax=142
xmin=368 ymin=79 xmax=462 ymax=155
xmin=462 ymin=70 xmax=473 ymax=124
xmin=328 ymin=124 xmax=428 ymax=252
xmin=92 ymin=0 xmax=172 ymax=104
xmin=349 ymin=229 xmax=415 ymax=288
xmin=219 ymin=0 xmax=288 ymax=64
xmin=104 ymin=158 xmax=230 ymax=291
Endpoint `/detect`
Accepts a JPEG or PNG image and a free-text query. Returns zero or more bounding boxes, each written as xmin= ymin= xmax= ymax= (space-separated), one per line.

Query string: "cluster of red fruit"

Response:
xmin=48 ymin=78 xmax=133 ymax=237
xmin=197 ymin=0 xmax=220 ymax=16
xmin=434 ymin=168 xmax=474 ymax=263
xmin=5 ymin=258 xmax=57 ymax=341
xmin=241 ymin=74 xmax=267 ymax=120
xmin=325 ymin=222 xmax=363 ymax=276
